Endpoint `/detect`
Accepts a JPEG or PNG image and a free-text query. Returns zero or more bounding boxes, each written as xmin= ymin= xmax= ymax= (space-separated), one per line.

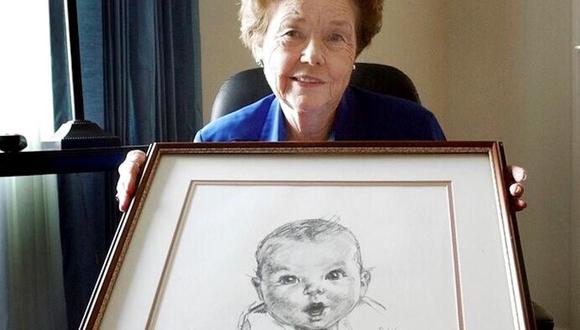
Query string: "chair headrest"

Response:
xmin=210 ymin=62 xmax=420 ymax=121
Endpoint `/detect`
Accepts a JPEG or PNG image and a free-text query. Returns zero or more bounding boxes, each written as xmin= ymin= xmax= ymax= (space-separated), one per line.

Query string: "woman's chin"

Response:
xmin=285 ymin=99 xmax=335 ymax=116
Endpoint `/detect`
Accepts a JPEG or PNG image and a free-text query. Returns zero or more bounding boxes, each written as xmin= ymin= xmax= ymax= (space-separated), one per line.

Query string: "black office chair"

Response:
xmin=211 ymin=63 xmax=420 ymax=121
xmin=209 ymin=63 xmax=555 ymax=330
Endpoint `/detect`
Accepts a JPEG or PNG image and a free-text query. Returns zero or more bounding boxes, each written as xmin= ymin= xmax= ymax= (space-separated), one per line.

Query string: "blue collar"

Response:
xmin=260 ymin=88 xmax=353 ymax=142
xmin=259 ymin=97 xmax=287 ymax=141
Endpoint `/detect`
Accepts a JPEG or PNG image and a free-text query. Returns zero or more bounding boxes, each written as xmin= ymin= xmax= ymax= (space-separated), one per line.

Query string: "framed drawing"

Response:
xmin=81 ymin=142 xmax=535 ymax=330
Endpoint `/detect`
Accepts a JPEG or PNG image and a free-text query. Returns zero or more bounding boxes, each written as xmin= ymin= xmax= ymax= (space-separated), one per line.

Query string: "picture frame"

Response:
xmin=81 ymin=141 xmax=535 ymax=330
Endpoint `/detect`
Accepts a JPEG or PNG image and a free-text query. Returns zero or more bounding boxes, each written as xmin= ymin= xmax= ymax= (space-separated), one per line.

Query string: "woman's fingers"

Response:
xmin=508 ymin=165 xmax=528 ymax=212
xmin=116 ymin=150 xmax=147 ymax=212
xmin=509 ymin=165 xmax=527 ymax=183
xmin=509 ymin=182 xmax=525 ymax=198
xmin=513 ymin=198 xmax=527 ymax=212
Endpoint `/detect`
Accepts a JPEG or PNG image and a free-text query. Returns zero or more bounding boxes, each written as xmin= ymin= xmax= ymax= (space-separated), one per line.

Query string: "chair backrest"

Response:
xmin=210 ymin=62 xmax=421 ymax=121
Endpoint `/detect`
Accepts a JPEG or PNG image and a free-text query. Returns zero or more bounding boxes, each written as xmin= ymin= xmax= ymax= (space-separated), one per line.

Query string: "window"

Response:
xmin=0 ymin=2 xmax=54 ymax=144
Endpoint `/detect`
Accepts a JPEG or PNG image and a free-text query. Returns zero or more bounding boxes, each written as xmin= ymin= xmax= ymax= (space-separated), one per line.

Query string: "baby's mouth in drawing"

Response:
xmin=303 ymin=302 xmax=326 ymax=318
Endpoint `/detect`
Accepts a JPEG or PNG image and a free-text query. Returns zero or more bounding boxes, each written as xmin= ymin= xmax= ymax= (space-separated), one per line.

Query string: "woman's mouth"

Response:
xmin=291 ymin=75 xmax=325 ymax=85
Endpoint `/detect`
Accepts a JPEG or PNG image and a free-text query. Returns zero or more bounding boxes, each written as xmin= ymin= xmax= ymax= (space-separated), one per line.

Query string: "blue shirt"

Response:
xmin=195 ymin=86 xmax=445 ymax=142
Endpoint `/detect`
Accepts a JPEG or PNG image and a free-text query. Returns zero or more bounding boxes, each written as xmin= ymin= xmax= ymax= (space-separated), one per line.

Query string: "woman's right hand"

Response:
xmin=116 ymin=150 xmax=147 ymax=212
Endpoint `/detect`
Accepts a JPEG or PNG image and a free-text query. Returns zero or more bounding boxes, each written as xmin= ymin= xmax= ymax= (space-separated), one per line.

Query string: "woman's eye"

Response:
xmin=278 ymin=275 xmax=299 ymax=285
xmin=283 ymin=30 xmax=300 ymax=38
xmin=325 ymin=269 xmax=347 ymax=280
xmin=328 ymin=33 xmax=346 ymax=43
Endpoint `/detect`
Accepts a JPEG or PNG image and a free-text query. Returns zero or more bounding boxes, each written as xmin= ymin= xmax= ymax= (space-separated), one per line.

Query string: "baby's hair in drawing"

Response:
xmin=254 ymin=218 xmax=364 ymax=279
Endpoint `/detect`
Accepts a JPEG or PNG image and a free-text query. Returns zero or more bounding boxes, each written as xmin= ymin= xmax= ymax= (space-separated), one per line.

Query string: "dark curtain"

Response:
xmin=49 ymin=1 xmax=202 ymax=328
xmin=103 ymin=0 xmax=202 ymax=144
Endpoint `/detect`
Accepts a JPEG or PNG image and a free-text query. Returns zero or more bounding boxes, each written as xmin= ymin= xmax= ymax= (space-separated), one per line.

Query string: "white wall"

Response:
xmin=199 ymin=1 xmax=254 ymax=121
xmin=357 ymin=1 xmax=450 ymax=129
xmin=445 ymin=1 xmax=573 ymax=328
xmin=572 ymin=0 xmax=580 ymax=328
xmin=199 ymin=1 xmax=575 ymax=328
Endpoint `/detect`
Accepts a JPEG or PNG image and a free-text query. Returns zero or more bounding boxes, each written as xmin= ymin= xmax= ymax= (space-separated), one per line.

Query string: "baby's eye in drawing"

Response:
xmin=278 ymin=275 xmax=299 ymax=285
xmin=325 ymin=269 xmax=347 ymax=281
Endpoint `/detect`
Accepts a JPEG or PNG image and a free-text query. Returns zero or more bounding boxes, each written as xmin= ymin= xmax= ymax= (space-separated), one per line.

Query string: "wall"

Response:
xmin=445 ymin=1 xmax=573 ymax=328
xmin=572 ymin=0 xmax=580 ymax=328
xmin=199 ymin=1 xmax=254 ymax=122
xmin=355 ymin=1 xmax=450 ymax=129
xmin=199 ymin=1 xmax=574 ymax=328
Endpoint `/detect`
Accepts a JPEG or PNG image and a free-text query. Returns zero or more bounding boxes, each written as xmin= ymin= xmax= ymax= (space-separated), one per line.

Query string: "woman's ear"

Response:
xmin=252 ymin=45 xmax=263 ymax=66
xmin=251 ymin=277 xmax=264 ymax=301
xmin=251 ymin=36 xmax=265 ymax=65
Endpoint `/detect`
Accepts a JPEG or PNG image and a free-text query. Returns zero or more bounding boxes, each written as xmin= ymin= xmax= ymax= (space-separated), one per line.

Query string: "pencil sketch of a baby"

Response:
xmin=238 ymin=218 xmax=386 ymax=330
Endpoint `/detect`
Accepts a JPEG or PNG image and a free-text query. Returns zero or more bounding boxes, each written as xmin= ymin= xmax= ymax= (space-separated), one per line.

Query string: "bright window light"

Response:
xmin=0 ymin=3 xmax=55 ymax=146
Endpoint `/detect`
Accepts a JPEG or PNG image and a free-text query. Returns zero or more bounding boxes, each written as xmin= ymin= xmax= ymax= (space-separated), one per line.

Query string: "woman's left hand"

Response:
xmin=508 ymin=165 xmax=527 ymax=211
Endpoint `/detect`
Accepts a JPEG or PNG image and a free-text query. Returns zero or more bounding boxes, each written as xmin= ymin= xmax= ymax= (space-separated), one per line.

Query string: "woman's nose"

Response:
xmin=300 ymin=38 xmax=325 ymax=66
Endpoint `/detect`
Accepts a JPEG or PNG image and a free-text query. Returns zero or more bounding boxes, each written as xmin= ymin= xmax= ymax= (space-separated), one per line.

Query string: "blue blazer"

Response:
xmin=195 ymin=86 xmax=445 ymax=142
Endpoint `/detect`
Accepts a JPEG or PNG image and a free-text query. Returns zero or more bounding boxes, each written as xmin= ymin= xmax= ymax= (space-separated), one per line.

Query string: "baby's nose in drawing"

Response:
xmin=303 ymin=282 xmax=326 ymax=296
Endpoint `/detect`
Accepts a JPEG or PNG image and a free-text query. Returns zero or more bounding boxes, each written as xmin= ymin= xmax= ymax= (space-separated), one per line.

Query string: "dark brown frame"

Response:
xmin=80 ymin=141 xmax=535 ymax=329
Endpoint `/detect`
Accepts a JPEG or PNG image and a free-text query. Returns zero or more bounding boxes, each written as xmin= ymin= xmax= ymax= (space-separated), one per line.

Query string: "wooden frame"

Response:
xmin=81 ymin=141 xmax=535 ymax=329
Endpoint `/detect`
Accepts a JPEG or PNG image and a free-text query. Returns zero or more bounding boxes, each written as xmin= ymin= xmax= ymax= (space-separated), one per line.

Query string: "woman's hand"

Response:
xmin=116 ymin=150 xmax=147 ymax=212
xmin=508 ymin=165 xmax=527 ymax=212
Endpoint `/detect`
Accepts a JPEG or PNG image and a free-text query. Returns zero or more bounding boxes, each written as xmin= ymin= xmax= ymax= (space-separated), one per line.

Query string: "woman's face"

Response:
xmin=256 ymin=0 xmax=358 ymax=116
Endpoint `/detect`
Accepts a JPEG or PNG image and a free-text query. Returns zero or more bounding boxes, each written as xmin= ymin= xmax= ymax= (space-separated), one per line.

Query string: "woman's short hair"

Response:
xmin=239 ymin=0 xmax=384 ymax=57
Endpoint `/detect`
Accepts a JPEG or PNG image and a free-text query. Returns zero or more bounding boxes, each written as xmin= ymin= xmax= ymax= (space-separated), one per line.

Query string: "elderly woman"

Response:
xmin=117 ymin=0 xmax=527 ymax=211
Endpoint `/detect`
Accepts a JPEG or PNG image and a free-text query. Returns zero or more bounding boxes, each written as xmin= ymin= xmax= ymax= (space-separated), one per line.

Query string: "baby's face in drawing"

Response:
xmin=255 ymin=235 xmax=369 ymax=329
